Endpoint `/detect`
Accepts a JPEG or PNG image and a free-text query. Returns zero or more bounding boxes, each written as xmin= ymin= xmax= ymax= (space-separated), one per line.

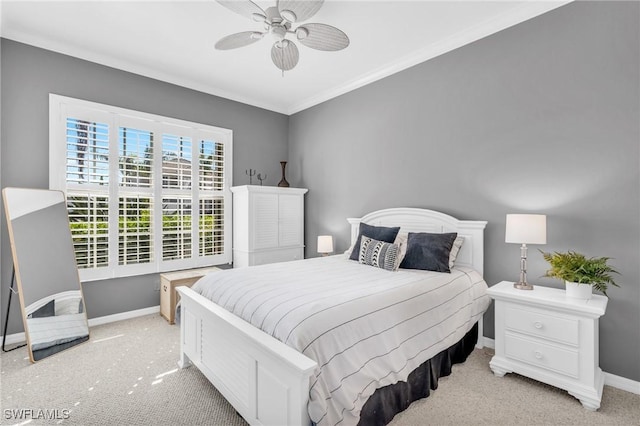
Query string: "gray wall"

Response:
xmin=288 ymin=2 xmax=640 ymax=381
xmin=1 ymin=39 xmax=289 ymax=332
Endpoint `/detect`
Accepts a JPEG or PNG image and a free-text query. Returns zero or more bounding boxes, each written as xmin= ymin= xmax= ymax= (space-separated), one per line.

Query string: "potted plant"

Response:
xmin=540 ymin=250 xmax=619 ymax=299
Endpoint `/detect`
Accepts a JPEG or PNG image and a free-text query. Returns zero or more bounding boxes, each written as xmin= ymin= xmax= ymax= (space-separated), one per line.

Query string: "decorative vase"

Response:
xmin=278 ymin=161 xmax=290 ymax=187
xmin=565 ymin=281 xmax=592 ymax=300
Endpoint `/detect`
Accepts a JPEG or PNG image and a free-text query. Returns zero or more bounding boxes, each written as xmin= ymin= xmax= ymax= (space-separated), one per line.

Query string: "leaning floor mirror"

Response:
xmin=2 ymin=188 xmax=89 ymax=362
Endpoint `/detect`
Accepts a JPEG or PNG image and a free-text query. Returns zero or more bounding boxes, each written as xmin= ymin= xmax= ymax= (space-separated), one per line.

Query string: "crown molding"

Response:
xmin=0 ymin=33 xmax=290 ymax=115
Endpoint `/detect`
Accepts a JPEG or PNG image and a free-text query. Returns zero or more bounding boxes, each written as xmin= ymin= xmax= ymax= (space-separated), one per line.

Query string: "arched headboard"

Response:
xmin=347 ymin=207 xmax=487 ymax=275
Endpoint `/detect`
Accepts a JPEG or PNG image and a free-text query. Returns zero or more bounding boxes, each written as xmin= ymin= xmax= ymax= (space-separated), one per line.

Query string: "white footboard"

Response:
xmin=177 ymin=286 xmax=317 ymax=426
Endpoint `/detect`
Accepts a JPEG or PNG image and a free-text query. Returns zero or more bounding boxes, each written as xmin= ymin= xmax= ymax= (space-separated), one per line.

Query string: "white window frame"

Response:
xmin=49 ymin=94 xmax=233 ymax=281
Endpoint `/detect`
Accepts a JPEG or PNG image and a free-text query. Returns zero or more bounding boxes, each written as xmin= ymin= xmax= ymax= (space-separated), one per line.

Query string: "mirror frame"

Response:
xmin=2 ymin=187 xmax=90 ymax=362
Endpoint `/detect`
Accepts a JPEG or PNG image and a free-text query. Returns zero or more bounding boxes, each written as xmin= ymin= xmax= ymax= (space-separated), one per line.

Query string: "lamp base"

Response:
xmin=513 ymin=282 xmax=534 ymax=290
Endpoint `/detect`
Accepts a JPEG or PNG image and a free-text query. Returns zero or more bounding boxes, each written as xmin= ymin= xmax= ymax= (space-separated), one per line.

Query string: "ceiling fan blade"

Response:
xmin=271 ymin=40 xmax=299 ymax=71
xmin=215 ymin=31 xmax=264 ymax=50
xmin=277 ymin=0 xmax=324 ymax=23
xmin=296 ymin=23 xmax=349 ymax=51
xmin=216 ymin=0 xmax=266 ymax=20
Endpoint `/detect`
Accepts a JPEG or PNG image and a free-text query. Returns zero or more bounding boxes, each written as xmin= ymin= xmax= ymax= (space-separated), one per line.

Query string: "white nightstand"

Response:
xmin=487 ymin=281 xmax=608 ymax=410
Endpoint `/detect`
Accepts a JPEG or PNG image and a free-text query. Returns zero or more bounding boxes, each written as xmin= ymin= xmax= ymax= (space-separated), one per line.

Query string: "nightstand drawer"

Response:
xmin=505 ymin=305 xmax=579 ymax=346
xmin=505 ymin=333 xmax=579 ymax=378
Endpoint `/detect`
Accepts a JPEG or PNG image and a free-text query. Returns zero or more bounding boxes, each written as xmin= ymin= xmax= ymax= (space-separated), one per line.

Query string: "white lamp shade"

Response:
xmin=317 ymin=235 xmax=334 ymax=253
xmin=505 ymin=214 xmax=547 ymax=244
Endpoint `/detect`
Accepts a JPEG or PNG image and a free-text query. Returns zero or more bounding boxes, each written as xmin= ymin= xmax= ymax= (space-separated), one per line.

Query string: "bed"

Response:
xmin=177 ymin=207 xmax=489 ymax=426
xmin=25 ymin=290 xmax=89 ymax=360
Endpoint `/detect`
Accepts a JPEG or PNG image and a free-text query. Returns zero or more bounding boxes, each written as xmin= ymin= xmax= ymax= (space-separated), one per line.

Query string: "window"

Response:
xmin=50 ymin=94 xmax=232 ymax=281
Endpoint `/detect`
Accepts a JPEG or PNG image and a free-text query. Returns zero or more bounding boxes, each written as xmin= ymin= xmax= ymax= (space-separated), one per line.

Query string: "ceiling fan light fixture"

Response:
xmin=280 ymin=9 xmax=297 ymax=23
xmin=296 ymin=27 xmax=309 ymax=40
xmin=271 ymin=25 xmax=286 ymax=41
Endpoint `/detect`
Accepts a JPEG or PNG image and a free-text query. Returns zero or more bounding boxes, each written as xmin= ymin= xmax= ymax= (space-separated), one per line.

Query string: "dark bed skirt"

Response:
xmin=357 ymin=322 xmax=479 ymax=426
xmin=32 ymin=334 xmax=90 ymax=361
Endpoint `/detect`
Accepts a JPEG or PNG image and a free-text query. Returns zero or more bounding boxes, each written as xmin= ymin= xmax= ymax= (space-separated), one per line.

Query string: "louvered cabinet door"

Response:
xmin=278 ymin=194 xmax=303 ymax=247
xmin=252 ymin=193 xmax=279 ymax=250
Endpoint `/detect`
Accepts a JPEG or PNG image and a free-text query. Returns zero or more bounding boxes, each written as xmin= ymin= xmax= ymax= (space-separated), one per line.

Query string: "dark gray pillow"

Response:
xmin=349 ymin=222 xmax=401 ymax=261
xmin=28 ymin=299 xmax=55 ymax=318
xmin=399 ymin=232 xmax=458 ymax=272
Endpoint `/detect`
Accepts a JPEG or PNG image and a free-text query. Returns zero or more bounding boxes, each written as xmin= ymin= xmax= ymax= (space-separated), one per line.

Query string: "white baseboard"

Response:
xmin=1 ymin=305 xmax=159 ymax=347
xmin=87 ymin=305 xmax=159 ymax=327
xmin=2 ymin=332 xmax=26 ymax=346
xmin=604 ymin=372 xmax=640 ymax=395
xmin=480 ymin=336 xmax=639 ymax=395
xmin=481 ymin=336 xmax=495 ymax=350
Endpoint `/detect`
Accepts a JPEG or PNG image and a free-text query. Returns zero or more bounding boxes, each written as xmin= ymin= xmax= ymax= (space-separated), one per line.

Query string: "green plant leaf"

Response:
xmin=539 ymin=250 xmax=619 ymax=296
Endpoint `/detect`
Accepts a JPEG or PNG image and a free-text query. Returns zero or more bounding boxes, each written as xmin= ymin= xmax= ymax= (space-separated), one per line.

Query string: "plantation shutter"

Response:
xmin=50 ymin=94 xmax=233 ymax=281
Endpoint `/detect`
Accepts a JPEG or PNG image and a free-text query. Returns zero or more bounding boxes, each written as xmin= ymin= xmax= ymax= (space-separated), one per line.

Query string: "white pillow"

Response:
xmin=393 ymin=232 xmax=409 ymax=263
xmin=449 ymin=236 xmax=464 ymax=268
xmin=55 ymin=297 xmax=82 ymax=316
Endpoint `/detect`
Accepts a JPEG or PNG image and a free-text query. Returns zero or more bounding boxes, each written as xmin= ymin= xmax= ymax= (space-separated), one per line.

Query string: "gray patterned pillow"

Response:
xmin=359 ymin=236 xmax=401 ymax=271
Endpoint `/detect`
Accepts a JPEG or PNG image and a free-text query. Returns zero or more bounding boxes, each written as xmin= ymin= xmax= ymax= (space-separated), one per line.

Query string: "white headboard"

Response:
xmin=347 ymin=207 xmax=488 ymax=275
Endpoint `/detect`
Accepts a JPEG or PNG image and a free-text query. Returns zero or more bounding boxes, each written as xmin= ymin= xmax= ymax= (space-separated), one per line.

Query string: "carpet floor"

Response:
xmin=1 ymin=314 xmax=638 ymax=425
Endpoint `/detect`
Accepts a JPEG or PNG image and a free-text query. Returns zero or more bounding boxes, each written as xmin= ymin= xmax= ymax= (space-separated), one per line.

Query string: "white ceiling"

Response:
xmin=1 ymin=1 xmax=570 ymax=115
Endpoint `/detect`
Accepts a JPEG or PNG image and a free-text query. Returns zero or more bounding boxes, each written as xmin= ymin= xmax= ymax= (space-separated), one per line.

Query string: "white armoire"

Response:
xmin=231 ymin=185 xmax=308 ymax=268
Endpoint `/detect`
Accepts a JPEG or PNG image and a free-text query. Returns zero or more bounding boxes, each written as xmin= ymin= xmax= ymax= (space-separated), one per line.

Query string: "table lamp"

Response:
xmin=505 ymin=214 xmax=547 ymax=290
xmin=317 ymin=235 xmax=334 ymax=256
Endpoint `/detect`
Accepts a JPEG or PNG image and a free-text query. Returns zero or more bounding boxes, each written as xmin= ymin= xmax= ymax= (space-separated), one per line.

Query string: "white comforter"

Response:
xmin=27 ymin=313 xmax=89 ymax=350
xmin=192 ymin=255 xmax=490 ymax=426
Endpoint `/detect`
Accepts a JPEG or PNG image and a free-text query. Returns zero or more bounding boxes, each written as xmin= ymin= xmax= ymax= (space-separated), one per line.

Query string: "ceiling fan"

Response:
xmin=214 ymin=0 xmax=350 ymax=72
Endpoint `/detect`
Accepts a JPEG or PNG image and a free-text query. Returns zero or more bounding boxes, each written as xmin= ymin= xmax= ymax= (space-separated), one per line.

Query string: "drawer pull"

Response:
xmin=534 ymin=350 xmax=543 ymax=360
xmin=534 ymin=321 xmax=543 ymax=329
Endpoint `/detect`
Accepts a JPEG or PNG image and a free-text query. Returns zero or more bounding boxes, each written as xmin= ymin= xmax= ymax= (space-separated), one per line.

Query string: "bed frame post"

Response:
xmin=177 ymin=304 xmax=192 ymax=369
xmin=476 ymin=319 xmax=484 ymax=349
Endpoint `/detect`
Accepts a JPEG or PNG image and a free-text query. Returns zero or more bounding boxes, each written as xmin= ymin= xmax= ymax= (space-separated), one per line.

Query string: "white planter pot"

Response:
xmin=565 ymin=281 xmax=592 ymax=300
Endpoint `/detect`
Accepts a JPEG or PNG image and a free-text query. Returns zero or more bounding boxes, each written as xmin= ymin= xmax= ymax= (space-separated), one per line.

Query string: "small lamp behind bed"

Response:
xmin=317 ymin=235 xmax=334 ymax=257
xmin=505 ymin=214 xmax=547 ymax=290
